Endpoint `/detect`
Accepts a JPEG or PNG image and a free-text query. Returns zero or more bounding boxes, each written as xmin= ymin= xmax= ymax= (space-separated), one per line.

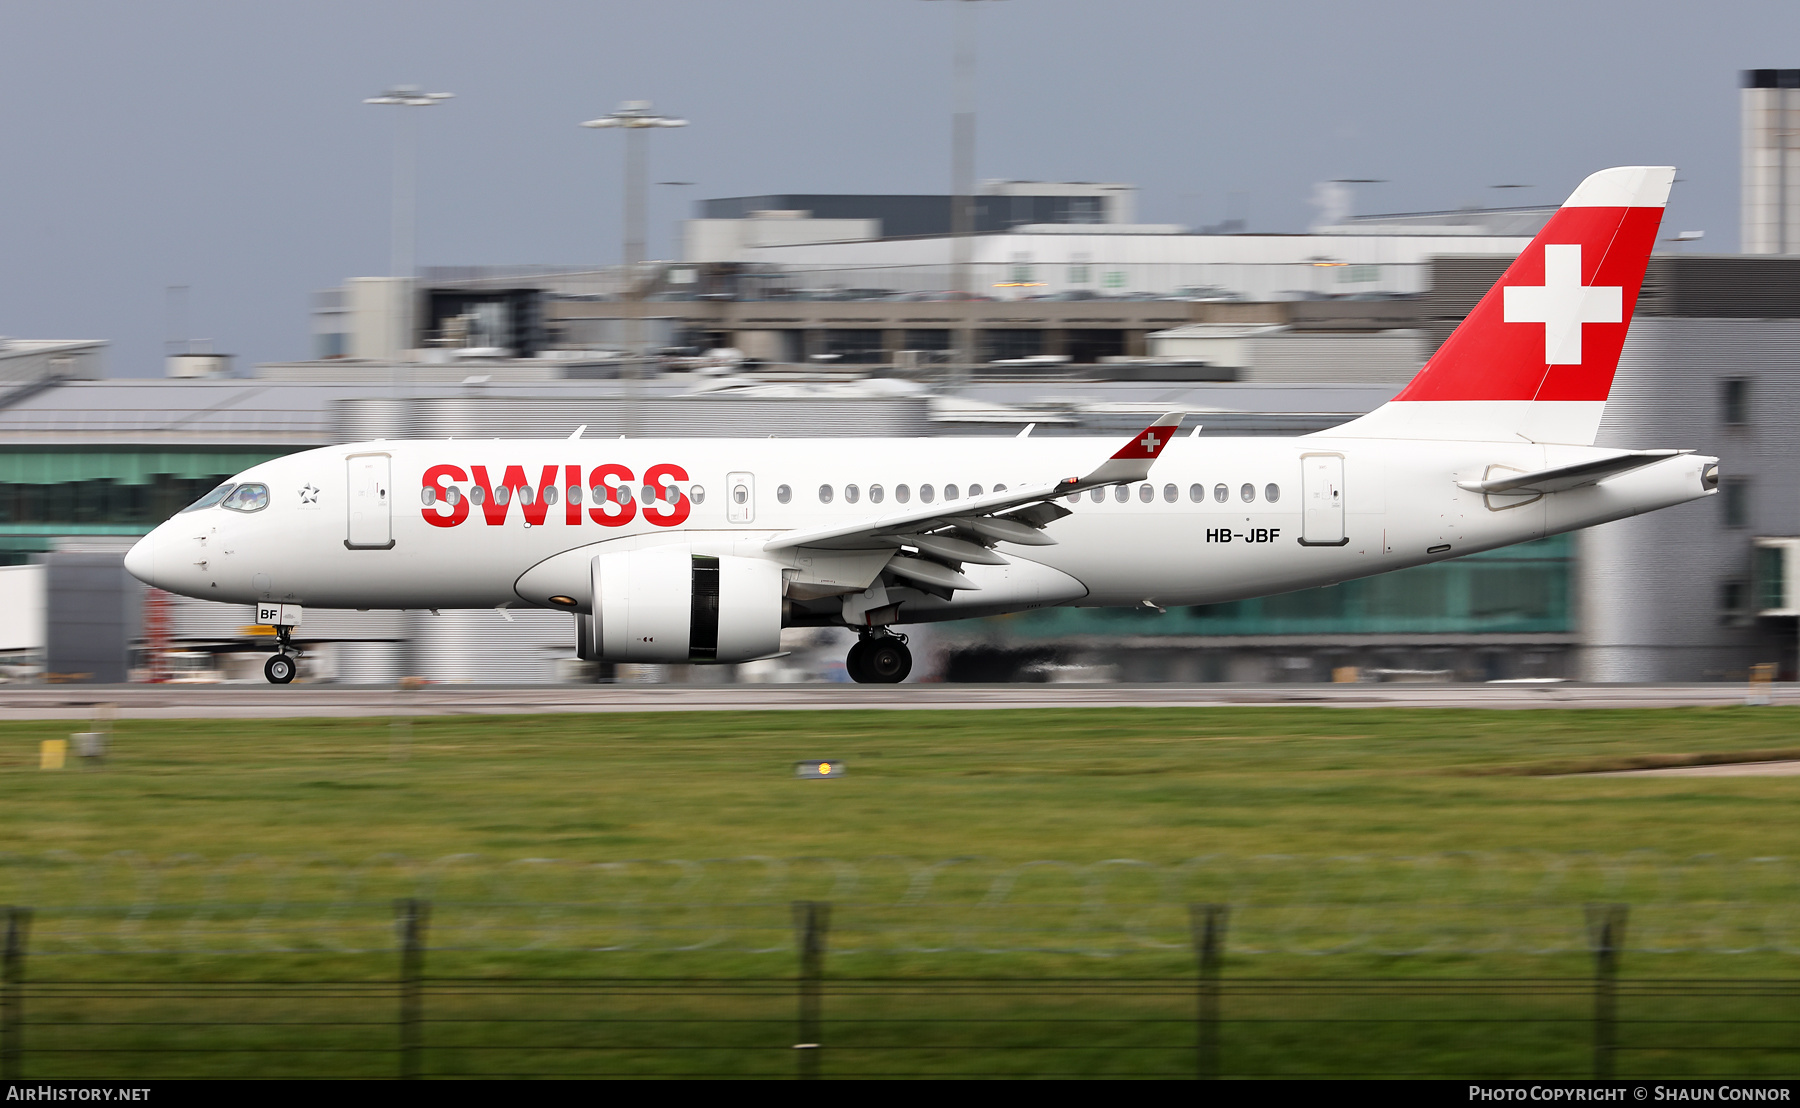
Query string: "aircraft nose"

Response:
xmin=124 ymin=530 xmax=158 ymax=586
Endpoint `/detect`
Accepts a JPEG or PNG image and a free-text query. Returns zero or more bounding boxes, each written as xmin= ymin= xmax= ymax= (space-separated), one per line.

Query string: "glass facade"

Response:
xmin=988 ymin=534 xmax=1573 ymax=639
xmin=0 ymin=449 xmax=291 ymax=564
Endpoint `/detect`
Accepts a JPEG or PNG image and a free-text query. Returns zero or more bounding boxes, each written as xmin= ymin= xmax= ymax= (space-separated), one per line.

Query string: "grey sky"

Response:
xmin=0 ymin=0 xmax=1793 ymax=375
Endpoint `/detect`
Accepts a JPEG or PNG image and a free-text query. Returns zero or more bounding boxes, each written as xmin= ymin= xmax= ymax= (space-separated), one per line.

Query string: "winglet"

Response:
xmin=1071 ymin=413 xmax=1184 ymax=490
xmin=1110 ymin=413 xmax=1183 ymax=461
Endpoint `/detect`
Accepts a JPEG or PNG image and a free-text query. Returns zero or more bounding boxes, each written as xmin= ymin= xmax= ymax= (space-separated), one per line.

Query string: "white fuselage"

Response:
xmin=126 ymin=432 xmax=1715 ymax=619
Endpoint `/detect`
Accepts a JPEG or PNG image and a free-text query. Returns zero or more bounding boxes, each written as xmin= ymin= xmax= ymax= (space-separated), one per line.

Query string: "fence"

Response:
xmin=5 ymin=900 xmax=1799 ymax=1079
xmin=9 ymin=852 xmax=1800 ymax=957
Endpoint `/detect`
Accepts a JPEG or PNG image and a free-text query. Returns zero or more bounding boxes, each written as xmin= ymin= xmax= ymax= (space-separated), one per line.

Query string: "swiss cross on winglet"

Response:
xmin=1072 ymin=412 xmax=1185 ymax=490
xmin=1110 ymin=418 xmax=1178 ymax=461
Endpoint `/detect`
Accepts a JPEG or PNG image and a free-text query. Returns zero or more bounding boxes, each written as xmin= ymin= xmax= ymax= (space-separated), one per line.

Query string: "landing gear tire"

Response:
xmin=264 ymin=654 xmax=297 ymax=685
xmin=848 ymin=635 xmax=911 ymax=684
xmin=845 ymin=639 xmax=872 ymax=683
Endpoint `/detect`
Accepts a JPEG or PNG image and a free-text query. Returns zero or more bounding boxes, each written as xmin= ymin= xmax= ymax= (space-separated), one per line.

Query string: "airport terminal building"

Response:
xmin=4 ymin=142 xmax=1798 ymax=686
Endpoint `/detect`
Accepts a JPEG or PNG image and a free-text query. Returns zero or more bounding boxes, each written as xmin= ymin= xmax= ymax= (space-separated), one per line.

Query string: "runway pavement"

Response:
xmin=0 ymin=681 xmax=1793 ymax=720
xmin=1592 ymin=759 xmax=1800 ymax=777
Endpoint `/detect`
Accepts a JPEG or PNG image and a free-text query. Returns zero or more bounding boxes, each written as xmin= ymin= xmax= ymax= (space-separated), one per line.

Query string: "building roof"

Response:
xmin=0 ymin=380 xmax=356 ymax=446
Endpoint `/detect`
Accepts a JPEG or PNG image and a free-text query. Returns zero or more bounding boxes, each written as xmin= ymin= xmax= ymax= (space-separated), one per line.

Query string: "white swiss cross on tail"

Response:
xmin=1502 ymin=244 xmax=1623 ymax=366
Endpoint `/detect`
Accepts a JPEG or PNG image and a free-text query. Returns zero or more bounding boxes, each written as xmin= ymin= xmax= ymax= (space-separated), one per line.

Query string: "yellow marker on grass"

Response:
xmin=40 ymin=739 xmax=67 ymax=770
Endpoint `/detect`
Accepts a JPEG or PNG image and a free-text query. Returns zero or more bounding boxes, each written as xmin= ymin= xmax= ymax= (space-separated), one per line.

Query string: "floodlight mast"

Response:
xmin=363 ymin=87 xmax=453 ymax=283
xmin=363 ymin=86 xmax=451 ymax=367
xmin=925 ymin=0 xmax=1005 ymax=383
xmin=582 ymin=101 xmax=688 ymax=380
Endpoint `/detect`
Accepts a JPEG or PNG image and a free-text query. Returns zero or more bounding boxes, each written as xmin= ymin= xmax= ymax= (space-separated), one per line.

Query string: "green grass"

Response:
xmin=5 ymin=705 xmax=1800 ymax=1077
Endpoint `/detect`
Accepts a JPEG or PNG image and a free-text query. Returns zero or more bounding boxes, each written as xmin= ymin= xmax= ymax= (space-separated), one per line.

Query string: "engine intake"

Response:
xmin=589 ymin=548 xmax=782 ymax=663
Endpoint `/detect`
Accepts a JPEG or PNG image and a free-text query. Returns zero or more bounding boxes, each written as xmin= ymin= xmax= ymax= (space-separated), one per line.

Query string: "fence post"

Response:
xmin=792 ymin=900 xmax=829 ymax=1080
xmin=1189 ymin=903 xmax=1227 ymax=1080
xmin=1586 ymin=903 xmax=1627 ymax=1080
xmin=396 ymin=898 xmax=430 ymax=1081
xmin=2 ymin=908 xmax=29 ymax=1080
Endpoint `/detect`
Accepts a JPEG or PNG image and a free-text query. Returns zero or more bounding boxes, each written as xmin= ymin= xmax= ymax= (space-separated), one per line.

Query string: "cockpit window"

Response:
xmin=179 ymin=483 xmax=236 ymax=513
xmin=222 ymin=483 xmax=270 ymax=512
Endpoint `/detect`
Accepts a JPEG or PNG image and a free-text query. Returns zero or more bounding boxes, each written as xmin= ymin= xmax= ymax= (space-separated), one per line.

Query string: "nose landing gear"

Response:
xmin=847 ymin=632 xmax=911 ymax=684
xmin=264 ymin=624 xmax=298 ymax=685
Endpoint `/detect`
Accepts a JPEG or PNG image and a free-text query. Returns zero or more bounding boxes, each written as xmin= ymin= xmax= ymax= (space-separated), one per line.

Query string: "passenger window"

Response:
xmin=1241 ymin=483 xmax=1256 ymax=503
xmin=641 ymin=484 xmax=657 ymax=504
xmin=690 ymin=485 xmax=706 ymax=505
xmin=869 ymin=484 xmax=884 ymax=504
xmin=819 ymin=484 xmax=834 ymax=504
xmin=733 ymin=484 xmax=749 ymax=505
xmin=1265 ymin=483 xmax=1280 ymax=503
xmin=495 ymin=486 xmax=511 ymax=506
xmin=1067 ymin=493 xmax=1081 ymax=504
xmin=994 ymin=483 xmax=1006 ymax=493
xmin=776 ymin=484 xmax=792 ymax=504
xmin=567 ymin=485 xmax=581 ymax=506
xmin=588 ymin=485 xmax=604 ymax=504
xmin=845 ymin=483 xmax=860 ymax=504
xmin=1114 ymin=485 xmax=1129 ymax=503
xmin=945 ymin=484 xmax=959 ymax=500
xmin=1163 ymin=483 xmax=1177 ymax=503
xmin=1089 ymin=488 xmax=1105 ymax=503
xmin=896 ymin=484 xmax=911 ymax=504
xmin=1189 ymin=483 xmax=1203 ymax=503
xmin=617 ymin=485 xmax=633 ymax=505
xmin=1213 ymin=483 xmax=1228 ymax=504
xmin=446 ymin=486 xmax=461 ymax=505
xmin=223 ymin=483 xmax=269 ymax=512
xmin=523 ymin=486 xmax=537 ymax=505
xmin=472 ymin=486 xmax=486 ymax=505
xmin=543 ymin=485 xmax=559 ymax=506
xmin=920 ymin=484 xmax=935 ymax=504
xmin=1138 ymin=484 xmax=1153 ymax=503
xmin=420 ymin=487 xmax=435 ymax=506
xmin=969 ymin=483 xmax=983 ymax=497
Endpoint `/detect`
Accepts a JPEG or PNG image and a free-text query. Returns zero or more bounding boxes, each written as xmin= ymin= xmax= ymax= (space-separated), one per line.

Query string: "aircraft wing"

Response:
xmin=763 ymin=413 xmax=1184 ymax=560
xmin=1456 ymin=449 xmax=1690 ymax=495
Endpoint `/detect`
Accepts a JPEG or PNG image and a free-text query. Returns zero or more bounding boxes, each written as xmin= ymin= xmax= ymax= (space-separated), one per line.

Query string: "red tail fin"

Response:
xmin=1336 ymin=166 xmax=1673 ymax=444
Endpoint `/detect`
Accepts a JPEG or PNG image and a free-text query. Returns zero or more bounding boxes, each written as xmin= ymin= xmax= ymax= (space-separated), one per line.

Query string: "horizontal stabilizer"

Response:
xmin=1457 ymin=450 xmax=1689 ymax=495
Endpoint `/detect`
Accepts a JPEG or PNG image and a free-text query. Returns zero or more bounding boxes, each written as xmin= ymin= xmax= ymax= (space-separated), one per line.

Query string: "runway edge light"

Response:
xmin=794 ymin=760 xmax=845 ymax=779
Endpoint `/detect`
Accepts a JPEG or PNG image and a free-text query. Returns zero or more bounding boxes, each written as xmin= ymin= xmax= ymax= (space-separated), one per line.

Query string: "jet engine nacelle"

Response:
xmin=588 ymin=547 xmax=783 ymax=664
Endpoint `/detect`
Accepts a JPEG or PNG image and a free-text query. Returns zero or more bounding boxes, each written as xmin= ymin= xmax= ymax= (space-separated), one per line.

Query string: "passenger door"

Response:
xmin=345 ymin=453 xmax=394 ymax=549
xmin=1300 ymin=453 xmax=1346 ymax=546
xmin=726 ymin=471 xmax=755 ymax=524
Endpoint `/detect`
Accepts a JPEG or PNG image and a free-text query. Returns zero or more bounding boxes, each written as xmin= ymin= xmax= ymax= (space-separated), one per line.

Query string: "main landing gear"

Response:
xmin=264 ymin=624 xmax=298 ymax=685
xmin=847 ymin=632 xmax=911 ymax=684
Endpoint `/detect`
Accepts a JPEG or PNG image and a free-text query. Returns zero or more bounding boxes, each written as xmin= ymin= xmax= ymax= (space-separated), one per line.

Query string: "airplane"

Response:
xmin=125 ymin=166 xmax=1717 ymax=685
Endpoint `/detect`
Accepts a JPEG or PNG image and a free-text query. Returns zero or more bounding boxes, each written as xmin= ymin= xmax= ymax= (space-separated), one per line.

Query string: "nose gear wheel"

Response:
xmin=264 ymin=654 xmax=297 ymax=684
xmin=264 ymin=624 xmax=298 ymax=684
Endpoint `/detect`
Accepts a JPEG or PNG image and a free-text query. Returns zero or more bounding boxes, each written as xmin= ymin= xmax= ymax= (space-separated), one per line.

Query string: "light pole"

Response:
xmin=582 ymin=101 xmax=688 ymax=379
xmin=926 ymin=0 xmax=1005 ymax=381
xmin=364 ymin=85 xmax=452 ymax=359
xmin=657 ymin=181 xmax=696 ymax=266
